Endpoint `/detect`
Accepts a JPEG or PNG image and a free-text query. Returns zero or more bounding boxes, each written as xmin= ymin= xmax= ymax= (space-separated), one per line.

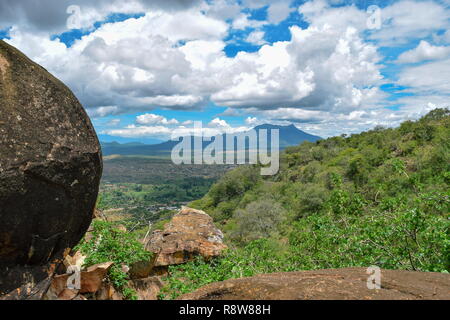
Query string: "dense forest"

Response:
xmin=158 ymin=108 xmax=449 ymax=298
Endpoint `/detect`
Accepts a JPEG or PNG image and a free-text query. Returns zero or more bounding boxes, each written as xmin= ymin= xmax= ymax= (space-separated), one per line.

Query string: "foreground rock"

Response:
xmin=0 ymin=40 xmax=102 ymax=298
xmin=145 ymin=207 xmax=227 ymax=268
xmin=129 ymin=277 xmax=164 ymax=300
xmin=45 ymin=262 xmax=113 ymax=300
xmin=178 ymin=268 xmax=450 ymax=300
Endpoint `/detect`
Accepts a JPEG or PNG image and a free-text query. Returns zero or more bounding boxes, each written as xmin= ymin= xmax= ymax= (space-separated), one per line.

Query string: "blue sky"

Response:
xmin=1 ymin=0 xmax=449 ymax=142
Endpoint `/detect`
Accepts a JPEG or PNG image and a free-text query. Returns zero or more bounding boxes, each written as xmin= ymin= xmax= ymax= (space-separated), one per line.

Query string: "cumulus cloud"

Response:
xmin=5 ymin=10 xmax=225 ymax=115
xmin=136 ymin=113 xmax=179 ymax=125
xmin=103 ymin=117 xmax=251 ymax=139
xmin=397 ymin=58 xmax=450 ymax=94
xmin=208 ymin=118 xmax=230 ymax=128
xmin=299 ymin=0 xmax=450 ymax=46
xmin=245 ymin=116 xmax=260 ymax=125
xmin=369 ymin=0 xmax=450 ymax=45
xmin=4 ymin=0 xmax=385 ymax=127
xmin=231 ymin=13 xmax=267 ymax=30
xmin=267 ymin=1 xmax=294 ymax=24
xmin=245 ymin=30 xmax=266 ymax=45
xmin=3 ymin=0 xmax=449 ymax=138
xmin=210 ymin=25 xmax=384 ymax=113
xmin=396 ymin=41 xmax=450 ymax=63
xmin=0 ymin=0 xmax=203 ymax=33
xmin=103 ymin=124 xmax=171 ymax=138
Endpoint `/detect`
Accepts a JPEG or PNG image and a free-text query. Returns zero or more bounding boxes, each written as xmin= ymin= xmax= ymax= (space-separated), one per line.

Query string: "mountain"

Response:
xmin=253 ymin=124 xmax=321 ymax=148
xmin=98 ymin=134 xmax=164 ymax=145
xmin=101 ymin=124 xmax=322 ymax=156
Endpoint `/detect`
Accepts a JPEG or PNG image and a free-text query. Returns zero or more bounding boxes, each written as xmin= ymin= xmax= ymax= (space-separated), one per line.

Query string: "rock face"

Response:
xmin=46 ymin=262 xmax=113 ymax=300
xmin=145 ymin=207 xmax=227 ymax=267
xmin=178 ymin=268 xmax=450 ymax=300
xmin=129 ymin=276 xmax=164 ymax=300
xmin=0 ymin=40 xmax=102 ymax=297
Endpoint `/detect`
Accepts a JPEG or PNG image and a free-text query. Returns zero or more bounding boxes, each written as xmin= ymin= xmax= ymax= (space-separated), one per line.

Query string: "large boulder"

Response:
xmin=145 ymin=207 xmax=227 ymax=267
xmin=0 ymin=40 xmax=102 ymax=297
xmin=178 ymin=268 xmax=450 ymax=300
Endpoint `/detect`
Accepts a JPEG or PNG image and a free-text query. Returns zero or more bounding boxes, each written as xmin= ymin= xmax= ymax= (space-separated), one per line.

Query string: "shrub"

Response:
xmin=75 ymin=220 xmax=152 ymax=299
xmin=158 ymin=239 xmax=288 ymax=300
xmin=231 ymin=199 xmax=286 ymax=243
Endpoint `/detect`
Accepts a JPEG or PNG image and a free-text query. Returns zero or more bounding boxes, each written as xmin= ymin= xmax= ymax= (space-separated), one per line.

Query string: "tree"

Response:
xmin=232 ymin=199 xmax=286 ymax=243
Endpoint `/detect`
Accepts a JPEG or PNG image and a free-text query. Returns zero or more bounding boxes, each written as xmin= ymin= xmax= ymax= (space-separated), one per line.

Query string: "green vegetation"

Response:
xmin=162 ymin=109 xmax=450 ymax=298
xmin=159 ymin=239 xmax=289 ymax=300
xmin=75 ymin=220 xmax=152 ymax=300
xmin=98 ymin=178 xmax=216 ymax=210
xmin=102 ymin=155 xmax=233 ymax=185
xmin=98 ymin=156 xmax=235 ymax=232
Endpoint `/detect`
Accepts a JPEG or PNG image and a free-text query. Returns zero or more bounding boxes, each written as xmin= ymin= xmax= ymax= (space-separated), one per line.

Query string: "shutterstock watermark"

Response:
xmin=170 ymin=121 xmax=280 ymax=175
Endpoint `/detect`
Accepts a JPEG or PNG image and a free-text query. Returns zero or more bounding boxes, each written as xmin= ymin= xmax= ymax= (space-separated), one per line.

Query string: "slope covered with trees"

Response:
xmin=159 ymin=109 xmax=449 ymax=299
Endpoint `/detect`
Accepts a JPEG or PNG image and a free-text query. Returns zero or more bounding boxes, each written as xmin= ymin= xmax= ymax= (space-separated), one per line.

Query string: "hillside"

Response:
xmin=101 ymin=124 xmax=321 ymax=156
xmin=156 ymin=109 xmax=449 ymax=298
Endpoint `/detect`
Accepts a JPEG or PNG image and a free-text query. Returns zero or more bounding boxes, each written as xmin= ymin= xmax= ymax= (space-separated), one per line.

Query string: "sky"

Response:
xmin=1 ymin=0 xmax=449 ymax=143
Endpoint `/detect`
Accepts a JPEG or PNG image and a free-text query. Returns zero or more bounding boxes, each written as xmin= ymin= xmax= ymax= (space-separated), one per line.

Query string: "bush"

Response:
xmin=75 ymin=220 xmax=152 ymax=299
xmin=231 ymin=199 xmax=286 ymax=243
xmin=158 ymin=239 xmax=288 ymax=300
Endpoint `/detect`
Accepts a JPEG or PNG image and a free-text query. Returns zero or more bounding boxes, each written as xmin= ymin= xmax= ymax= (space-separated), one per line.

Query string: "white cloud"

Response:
xmin=88 ymin=106 xmax=120 ymax=118
xmin=103 ymin=124 xmax=171 ymax=137
xmin=204 ymin=0 xmax=241 ymax=21
xmin=396 ymin=41 xmax=450 ymax=63
xmin=298 ymin=0 xmax=367 ymax=31
xmin=397 ymin=58 xmax=450 ymax=94
xmin=5 ymin=0 xmax=385 ymax=119
xmin=245 ymin=30 xmax=266 ymax=45
xmin=208 ymin=117 xmax=230 ymax=128
xmin=103 ymin=117 xmax=251 ymax=139
xmin=267 ymin=1 xmax=293 ymax=24
xmin=370 ymin=0 xmax=450 ymax=45
xmin=231 ymin=13 xmax=266 ymax=30
xmin=136 ymin=113 xmax=179 ymax=125
xmin=3 ymin=0 xmax=449 ymax=138
xmin=245 ymin=116 xmax=260 ymax=125
xmin=210 ymin=25 xmax=384 ymax=113
xmin=433 ymin=30 xmax=450 ymax=44
xmin=0 ymin=0 xmax=203 ymax=33
xmin=106 ymin=118 xmax=121 ymax=126
xmin=299 ymin=0 xmax=450 ymax=46
xmin=5 ymin=10 xmax=222 ymax=115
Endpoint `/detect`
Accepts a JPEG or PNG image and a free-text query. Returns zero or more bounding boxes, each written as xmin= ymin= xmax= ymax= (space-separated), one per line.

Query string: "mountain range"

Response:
xmin=101 ymin=124 xmax=322 ymax=156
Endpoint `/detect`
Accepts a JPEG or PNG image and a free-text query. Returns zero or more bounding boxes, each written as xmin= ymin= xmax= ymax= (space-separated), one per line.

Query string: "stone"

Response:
xmin=95 ymin=283 xmax=122 ymax=300
xmin=129 ymin=276 xmax=164 ymax=300
xmin=0 ymin=40 xmax=102 ymax=297
xmin=63 ymin=251 xmax=86 ymax=271
xmin=178 ymin=268 xmax=450 ymax=300
xmin=45 ymin=261 xmax=113 ymax=298
xmin=145 ymin=206 xmax=227 ymax=267
xmin=81 ymin=262 xmax=114 ymax=293
xmin=129 ymin=259 xmax=154 ymax=280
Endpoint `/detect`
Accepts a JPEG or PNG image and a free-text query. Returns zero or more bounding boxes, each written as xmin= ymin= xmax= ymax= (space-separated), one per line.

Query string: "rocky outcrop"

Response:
xmin=0 ymin=40 xmax=102 ymax=298
xmin=178 ymin=268 xmax=450 ymax=300
xmin=129 ymin=276 xmax=164 ymax=300
xmin=145 ymin=207 xmax=227 ymax=267
xmin=45 ymin=261 xmax=113 ymax=300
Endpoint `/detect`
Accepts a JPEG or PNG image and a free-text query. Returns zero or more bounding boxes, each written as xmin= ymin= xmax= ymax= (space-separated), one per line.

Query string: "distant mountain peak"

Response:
xmin=100 ymin=124 xmax=322 ymax=156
